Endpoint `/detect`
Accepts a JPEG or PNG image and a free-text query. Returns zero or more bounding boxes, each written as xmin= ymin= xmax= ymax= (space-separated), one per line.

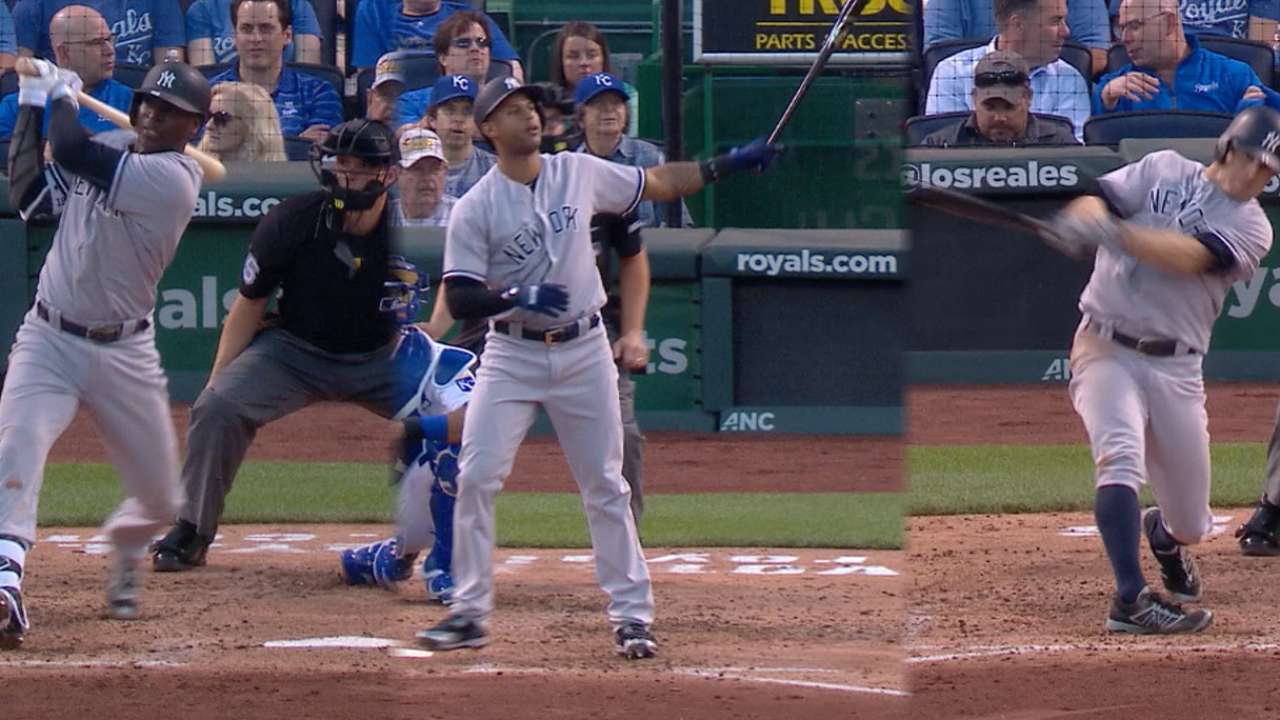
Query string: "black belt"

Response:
xmin=1089 ymin=322 xmax=1196 ymax=357
xmin=36 ymin=301 xmax=150 ymax=344
xmin=493 ymin=314 xmax=600 ymax=345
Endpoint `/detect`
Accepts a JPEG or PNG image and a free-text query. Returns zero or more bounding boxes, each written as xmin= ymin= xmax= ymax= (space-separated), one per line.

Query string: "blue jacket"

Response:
xmin=1093 ymin=34 xmax=1264 ymax=114
xmin=210 ymin=65 xmax=343 ymax=137
xmin=0 ymin=77 xmax=133 ymax=140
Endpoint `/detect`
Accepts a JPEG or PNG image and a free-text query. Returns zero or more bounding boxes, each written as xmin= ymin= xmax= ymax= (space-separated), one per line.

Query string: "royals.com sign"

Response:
xmin=694 ymin=0 xmax=911 ymax=64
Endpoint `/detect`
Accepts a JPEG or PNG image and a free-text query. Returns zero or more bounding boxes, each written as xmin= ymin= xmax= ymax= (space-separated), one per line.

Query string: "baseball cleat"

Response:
xmin=151 ymin=521 xmax=210 ymax=572
xmin=416 ymin=615 xmax=488 ymax=651
xmin=1236 ymin=499 xmax=1280 ymax=556
xmin=1143 ymin=508 xmax=1202 ymax=602
xmin=0 ymin=586 xmax=29 ymax=649
xmin=1105 ymin=586 xmax=1212 ymax=635
xmin=106 ymin=558 xmax=139 ymax=621
xmin=615 ymin=623 xmax=658 ymax=659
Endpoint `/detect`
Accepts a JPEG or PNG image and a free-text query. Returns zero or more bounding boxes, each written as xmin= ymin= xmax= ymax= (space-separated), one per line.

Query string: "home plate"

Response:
xmin=263 ymin=636 xmax=397 ymax=649
xmin=389 ymin=647 xmax=433 ymax=658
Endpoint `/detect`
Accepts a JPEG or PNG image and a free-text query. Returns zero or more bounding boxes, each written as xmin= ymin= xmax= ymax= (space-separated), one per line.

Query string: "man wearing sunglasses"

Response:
xmin=0 ymin=6 xmax=131 ymax=142
xmin=352 ymin=0 xmax=522 ymax=81
xmin=922 ymin=51 xmax=1079 ymax=145
xmin=926 ymin=0 xmax=1091 ymax=140
xmin=1096 ymin=0 xmax=1266 ymax=114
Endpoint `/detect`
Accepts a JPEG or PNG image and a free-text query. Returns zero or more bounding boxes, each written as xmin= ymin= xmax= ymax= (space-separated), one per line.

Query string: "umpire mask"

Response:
xmin=309 ymin=119 xmax=399 ymax=212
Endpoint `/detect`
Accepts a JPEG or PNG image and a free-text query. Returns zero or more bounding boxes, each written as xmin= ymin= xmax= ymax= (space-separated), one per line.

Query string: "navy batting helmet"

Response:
xmin=1216 ymin=105 xmax=1280 ymax=172
xmin=309 ymin=119 xmax=399 ymax=212
xmin=129 ymin=60 xmax=211 ymax=123
xmin=380 ymin=256 xmax=429 ymax=324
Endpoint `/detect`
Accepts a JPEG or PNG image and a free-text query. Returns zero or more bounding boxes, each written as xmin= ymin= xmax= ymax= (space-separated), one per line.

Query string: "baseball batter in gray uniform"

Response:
xmin=0 ymin=60 xmax=210 ymax=647
xmin=416 ymin=77 xmax=779 ymax=658
xmin=1054 ymin=105 xmax=1278 ymax=635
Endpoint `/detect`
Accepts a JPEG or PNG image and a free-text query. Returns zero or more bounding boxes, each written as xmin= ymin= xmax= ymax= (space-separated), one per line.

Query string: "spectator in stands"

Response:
xmin=418 ymin=74 xmax=493 ymax=197
xmin=920 ymin=51 xmax=1080 ymax=145
xmin=392 ymin=127 xmax=454 ymax=226
xmin=15 ymin=0 xmax=184 ymax=66
xmin=352 ymin=0 xmax=522 ymax=79
xmin=537 ymin=82 xmax=580 ymax=153
xmin=186 ymin=0 xmax=321 ymax=65
xmin=1107 ymin=0 xmax=1279 ymax=42
xmin=574 ymin=72 xmax=690 ymax=229
xmin=208 ymin=0 xmax=341 ymax=142
xmin=1096 ymin=0 xmax=1266 ymax=113
xmin=395 ymin=12 xmax=504 ymax=126
xmin=197 ymin=81 xmax=286 ymax=161
xmin=0 ymin=5 xmax=130 ymax=140
xmin=925 ymin=0 xmax=1112 ymax=75
xmin=550 ymin=21 xmax=638 ymax=135
xmin=366 ymin=51 xmax=404 ymax=127
xmin=926 ymin=0 xmax=1090 ymax=140
xmin=0 ymin=6 xmax=16 ymax=73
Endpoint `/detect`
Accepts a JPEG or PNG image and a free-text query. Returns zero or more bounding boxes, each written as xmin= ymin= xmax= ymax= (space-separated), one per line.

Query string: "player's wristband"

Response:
xmin=417 ymin=414 xmax=449 ymax=444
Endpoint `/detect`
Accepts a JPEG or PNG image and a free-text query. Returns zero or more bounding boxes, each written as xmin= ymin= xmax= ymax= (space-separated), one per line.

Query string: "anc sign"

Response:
xmin=694 ymin=0 xmax=911 ymax=64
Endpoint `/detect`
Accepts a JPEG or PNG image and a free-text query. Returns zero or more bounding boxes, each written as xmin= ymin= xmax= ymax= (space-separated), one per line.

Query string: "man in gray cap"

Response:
xmin=922 ymin=50 xmax=1078 ymax=147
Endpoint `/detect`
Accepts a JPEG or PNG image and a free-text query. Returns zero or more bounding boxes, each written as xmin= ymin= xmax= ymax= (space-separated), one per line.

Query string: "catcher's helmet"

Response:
xmin=129 ymin=60 xmax=211 ymax=123
xmin=309 ymin=119 xmax=399 ymax=212
xmin=1216 ymin=104 xmax=1280 ymax=172
xmin=380 ymin=256 xmax=429 ymax=324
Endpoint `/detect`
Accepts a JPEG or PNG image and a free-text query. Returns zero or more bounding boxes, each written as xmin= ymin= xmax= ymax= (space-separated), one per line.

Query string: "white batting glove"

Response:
xmin=56 ymin=68 xmax=83 ymax=99
xmin=18 ymin=58 xmax=60 ymax=108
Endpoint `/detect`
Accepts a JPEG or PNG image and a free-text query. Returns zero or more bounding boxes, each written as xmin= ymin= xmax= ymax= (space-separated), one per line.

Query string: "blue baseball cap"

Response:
xmin=429 ymin=75 xmax=479 ymax=111
xmin=574 ymin=72 xmax=629 ymax=106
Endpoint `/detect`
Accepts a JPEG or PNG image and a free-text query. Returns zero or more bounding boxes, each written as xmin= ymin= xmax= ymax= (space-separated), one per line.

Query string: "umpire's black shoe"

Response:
xmin=416 ymin=615 xmax=489 ymax=651
xmin=151 ymin=520 xmax=211 ymax=572
xmin=615 ymin=623 xmax=657 ymax=660
xmin=1142 ymin=508 xmax=1202 ymax=603
xmin=1237 ymin=498 xmax=1280 ymax=556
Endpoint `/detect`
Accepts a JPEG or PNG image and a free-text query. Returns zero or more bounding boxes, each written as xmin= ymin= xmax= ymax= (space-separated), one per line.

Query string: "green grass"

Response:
xmin=38 ymin=462 xmax=902 ymax=549
xmin=909 ymin=442 xmax=1268 ymax=515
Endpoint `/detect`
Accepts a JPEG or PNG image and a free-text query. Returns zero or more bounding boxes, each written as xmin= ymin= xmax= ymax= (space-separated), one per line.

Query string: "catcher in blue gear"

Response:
xmin=339 ymin=257 xmax=477 ymax=603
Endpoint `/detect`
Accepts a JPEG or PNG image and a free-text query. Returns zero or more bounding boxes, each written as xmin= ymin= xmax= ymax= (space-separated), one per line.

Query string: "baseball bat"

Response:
xmin=766 ymin=0 xmax=861 ymax=146
xmin=15 ymin=57 xmax=227 ymax=183
xmin=905 ymin=185 xmax=1082 ymax=258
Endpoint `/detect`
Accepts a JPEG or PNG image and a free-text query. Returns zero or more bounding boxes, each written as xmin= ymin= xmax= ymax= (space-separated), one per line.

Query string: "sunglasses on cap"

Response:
xmin=974 ymin=70 xmax=1028 ymax=87
xmin=209 ymin=111 xmax=236 ymax=126
xmin=452 ymin=36 xmax=491 ymax=50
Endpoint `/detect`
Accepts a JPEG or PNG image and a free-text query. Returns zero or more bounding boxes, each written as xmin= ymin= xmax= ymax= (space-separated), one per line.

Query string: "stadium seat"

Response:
xmin=922 ymin=37 xmax=988 ymax=98
xmin=487 ymin=59 xmax=514 ymax=81
xmin=1058 ymin=40 xmax=1094 ymax=80
xmin=1107 ymin=37 xmax=1275 ymax=87
xmin=113 ymin=63 xmax=150 ymax=89
xmin=904 ymin=111 xmax=1075 ymax=145
xmin=1083 ymin=109 xmax=1233 ymax=143
xmin=283 ymin=135 xmax=313 ymax=161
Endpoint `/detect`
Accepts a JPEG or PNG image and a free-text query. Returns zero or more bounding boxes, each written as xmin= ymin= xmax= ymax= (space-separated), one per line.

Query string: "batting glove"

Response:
xmin=55 ymin=68 xmax=83 ymax=105
xmin=700 ymin=136 xmax=783 ymax=183
xmin=502 ymin=283 xmax=570 ymax=317
xmin=18 ymin=59 xmax=61 ymax=108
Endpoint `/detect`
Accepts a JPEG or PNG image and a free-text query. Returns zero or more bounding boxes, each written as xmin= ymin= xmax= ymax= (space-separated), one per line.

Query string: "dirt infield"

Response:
xmin=7 ymin=526 xmax=906 ymax=719
xmin=908 ymin=383 xmax=1280 ymax=718
xmin=10 ymin=403 xmax=905 ymax=718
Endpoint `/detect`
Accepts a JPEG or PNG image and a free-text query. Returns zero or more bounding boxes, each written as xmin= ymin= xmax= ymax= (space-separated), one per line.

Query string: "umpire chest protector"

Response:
xmin=240 ymin=191 xmax=396 ymax=354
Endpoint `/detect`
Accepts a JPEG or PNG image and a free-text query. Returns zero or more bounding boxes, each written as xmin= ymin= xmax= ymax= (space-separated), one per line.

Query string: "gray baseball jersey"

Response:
xmin=446 ymin=146 xmax=496 ymax=199
xmin=35 ymin=131 xmax=203 ymax=324
xmin=443 ymin=152 xmax=644 ymax=329
xmin=1083 ymin=149 xmax=1272 ymax=352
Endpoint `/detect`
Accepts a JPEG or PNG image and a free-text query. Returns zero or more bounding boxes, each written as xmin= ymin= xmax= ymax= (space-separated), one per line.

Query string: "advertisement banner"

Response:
xmin=693 ymin=0 xmax=911 ymax=65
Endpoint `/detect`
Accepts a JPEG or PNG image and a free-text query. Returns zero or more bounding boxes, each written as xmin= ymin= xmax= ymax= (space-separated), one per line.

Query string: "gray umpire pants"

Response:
xmin=179 ymin=329 xmax=398 ymax=537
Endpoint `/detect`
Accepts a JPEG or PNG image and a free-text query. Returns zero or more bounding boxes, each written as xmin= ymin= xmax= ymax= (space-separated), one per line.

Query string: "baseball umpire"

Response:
xmin=150 ymin=119 xmax=431 ymax=571
xmin=0 ymin=59 xmax=210 ymax=645
xmin=415 ymin=77 xmax=779 ymax=658
xmin=1052 ymin=105 xmax=1278 ymax=634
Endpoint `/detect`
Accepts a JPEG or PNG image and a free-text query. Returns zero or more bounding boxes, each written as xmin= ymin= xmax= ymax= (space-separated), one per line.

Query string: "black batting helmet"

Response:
xmin=129 ymin=61 xmax=211 ymax=122
xmin=1216 ymin=104 xmax=1280 ymax=172
xmin=309 ymin=119 xmax=399 ymax=212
